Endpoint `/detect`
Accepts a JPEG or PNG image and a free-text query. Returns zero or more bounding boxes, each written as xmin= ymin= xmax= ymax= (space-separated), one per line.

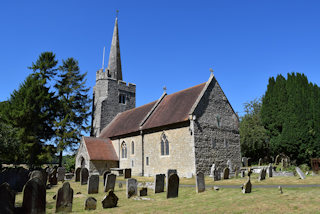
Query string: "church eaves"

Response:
xmin=107 ymin=17 xmax=122 ymax=80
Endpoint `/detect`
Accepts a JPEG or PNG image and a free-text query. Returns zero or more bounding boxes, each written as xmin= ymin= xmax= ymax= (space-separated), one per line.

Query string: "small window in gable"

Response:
xmin=146 ymin=157 xmax=149 ymax=166
xmin=160 ymin=133 xmax=169 ymax=156
xmin=121 ymin=141 xmax=127 ymax=158
xmin=131 ymin=141 xmax=134 ymax=155
xmin=119 ymin=94 xmax=126 ymax=104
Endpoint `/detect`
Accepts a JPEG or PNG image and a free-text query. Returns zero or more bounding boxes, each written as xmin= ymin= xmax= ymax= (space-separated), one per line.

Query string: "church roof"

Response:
xmin=99 ymin=82 xmax=206 ymax=138
xmin=83 ymin=137 xmax=118 ymax=161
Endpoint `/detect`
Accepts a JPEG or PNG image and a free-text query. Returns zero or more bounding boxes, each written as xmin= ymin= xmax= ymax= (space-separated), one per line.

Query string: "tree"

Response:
xmin=54 ymin=58 xmax=91 ymax=166
xmin=239 ymin=98 xmax=269 ymax=162
xmin=29 ymin=52 xmax=58 ymax=80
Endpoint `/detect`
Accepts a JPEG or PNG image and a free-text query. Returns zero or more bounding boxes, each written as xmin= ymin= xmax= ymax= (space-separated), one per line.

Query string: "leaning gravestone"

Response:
xmin=223 ymin=167 xmax=230 ymax=179
xmin=242 ymin=178 xmax=252 ymax=193
xmin=167 ymin=173 xmax=179 ymax=199
xmin=104 ymin=173 xmax=116 ymax=192
xmin=56 ymin=182 xmax=73 ymax=213
xmin=88 ymin=174 xmax=99 ymax=194
xmin=22 ymin=177 xmax=46 ymax=214
xmin=166 ymin=169 xmax=177 ymax=189
xmin=57 ymin=167 xmax=66 ymax=182
xmin=102 ymin=191 xmax=118 ymax=208
xmin=268 ymin=164 xmax=273 ymax=177
xmin=296 ymin=167 xmax=306 ymax=180
xmin=154 ymin=174 xmax=165 ymax=193
xmin=196 ymin=172 xmax=205 ymax=193
xmin=124 ymin=168 xmax=131 ymax=179
xmin=0 ymin=182 xmax=15 ymax=214
xmin=85 ymin=197 xmax=97 ymax=210
xmin=103 ymin=171 xmax=111 ymax=185
xmin=75 ymin=168 xmax=81 ymax=182
xmin=80 ymin=168 xmax=89 ymax=185
xmin=126 ymin=178 xmax=138 ymax=198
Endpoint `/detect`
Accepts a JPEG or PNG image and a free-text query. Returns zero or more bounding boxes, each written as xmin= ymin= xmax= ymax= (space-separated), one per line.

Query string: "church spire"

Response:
xmin=107 ymin=17 xmax=122 ymax=80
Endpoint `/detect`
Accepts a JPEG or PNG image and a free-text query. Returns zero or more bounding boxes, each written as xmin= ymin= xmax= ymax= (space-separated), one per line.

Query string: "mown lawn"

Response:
xmin=15 ymin=175 xmax=320 ymax=213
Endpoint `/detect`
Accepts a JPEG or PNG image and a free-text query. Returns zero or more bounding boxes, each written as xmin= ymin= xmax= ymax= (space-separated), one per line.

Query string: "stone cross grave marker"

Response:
xmin=196 ymin=172 xmax=205 ymax=193
xmin=22 ymin=177 xmax=46 ymax=214
xmin=295 ymin=167 xmax=306 ymax=179
xmin=0 ymin=182 xmax=15 ymax=214
xmin=57 ymin=167 xmax=66 ymax=182
xmin=167 ymin=173 xmax=179 ymax=199
xmin=154 ymin=174 xmax=165 ymax=193
xmin=56 ymin=182 xmax=73 ymax=213
xmin=104 ymin=173 xmax=116 ymax=192
xmin=75 ymin=168 xmax=81 ymax=182
xmin=126 ymin=178 xmax=138 ymax=198
xmin=124 ymin=168 xmax=131 ymax=179
xmin=80 ymin=168 xmax=89 ymax=185
xmin=88 ymin=174 xmax=99 ymax=194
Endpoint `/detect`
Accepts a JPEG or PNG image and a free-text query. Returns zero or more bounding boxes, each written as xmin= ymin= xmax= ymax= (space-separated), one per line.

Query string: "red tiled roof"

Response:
xmin=142 ymin=83 xmax=206 ymax=129
xmin=99 ymin=82 xmax=206 ymax=138
xmin=83 ymin=137 xmax=118 ymax=161
xmin=99 ymin=101 xmax=157 ymax=138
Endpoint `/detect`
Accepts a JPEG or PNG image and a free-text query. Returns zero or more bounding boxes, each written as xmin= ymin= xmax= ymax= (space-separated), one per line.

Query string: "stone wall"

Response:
xmin=89 ymin=160 xmax=118 ymax=175
xmin=192 ymin=76 xmax=241 ymax=174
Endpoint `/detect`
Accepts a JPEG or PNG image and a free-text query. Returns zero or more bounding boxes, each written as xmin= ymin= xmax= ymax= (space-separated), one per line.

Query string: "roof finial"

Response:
xmin=209 ymin=67 xmax=214 ymax=77
xmin=116 ymin=10 xmax=119 ymax=18
xmin=163 ymin=86 xmax=167 ymax=93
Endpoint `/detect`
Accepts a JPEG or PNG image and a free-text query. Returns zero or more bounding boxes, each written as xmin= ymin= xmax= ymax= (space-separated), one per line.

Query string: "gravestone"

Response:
xmin=30 ymin=170 xmax=47 ymax=186
xmin=242 ymin=157 xmax=248 ymax=167
xmin=139 ymin=188 xmax=148 ymax=196
xmin=295 ymin=167 xmax=306 ymax=179
xmin=278 ymin=186 xmax=283 ymax=194
xmin=166 ymin=169 xmax=177 ymax=189
xmin=80 ymin=168 xmax=89 ymax=185
xmin=85 ymin=197 xmax=97 ymax=210
xmin=57 ymin=167 xmax=66 ymax=182
xmin=223 ymin=167 xmax=229 ymax=179
xmin=103 ymin=170 xmax=111 ymax=185
xmin=0 ymin=182 xmax=15 ymax=214
xmin=268 ymin=164 xmax=273 ymax=177
xmin=102 ymin=191 xmax=118 ymax=208
xmin=209 ymin=164 xmax=215 ymax=177
xmin=154 ymin=174 xmax=165 ymax=193
xmin=0 ymin=168 xmax=30 ymax=192
xmin=274 ymin=155 xmax=280 ymax=165
xmin=126 ymin=178 xmax=138 ymax=198
xmin=247 ymin=158 xmax=252 ymax=167
xmin=213 ymin=169 xmax=221 ymax=181
xmin=49 ymin=168 xmax=57 ymax=185
xmin=75 ymin=168 xmax=81 ymax=182
xmin=104 ymin=173 xmax=116 ymax=192
xmin=227 ymin=160 xmax=232 ymax=172
xmin=88 ymin=174 xmax=99 ymax=194
xmin=56 ymin=182 xmax=73 ymax=213
xmin=258 ymin=167 xmax=266 ymax=181
xmin=22 ymin=177 xmax=46 ymax=214
xmin=242 ymin=178 xmax=252 ymax=194
xmin=124 ymin=168 xmax=131 ymax=179
xmin=241 ymin=170 xmax=245 ymax=178
xmin=196 ymin=172 xmax=205 ymax=193
xmin=167 ymin=173 xmax=179 ymax=199
xmin=258 ymin=158 xmax=262 ymax=166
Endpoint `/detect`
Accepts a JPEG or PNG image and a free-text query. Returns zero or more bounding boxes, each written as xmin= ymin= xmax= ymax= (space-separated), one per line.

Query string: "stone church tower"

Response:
xmin=91 ymin=18 xmax=136 ymax=137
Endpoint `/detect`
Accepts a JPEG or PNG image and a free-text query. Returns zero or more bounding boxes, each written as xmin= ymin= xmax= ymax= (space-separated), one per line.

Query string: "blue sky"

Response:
xmin=1 ymin=0 xmax=320 ymax=117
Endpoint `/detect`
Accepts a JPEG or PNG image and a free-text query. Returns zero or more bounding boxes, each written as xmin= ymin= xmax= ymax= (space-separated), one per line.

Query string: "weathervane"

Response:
xmin=116 ymin=10 xmax=119 ymax=18
xmin=209 ymin=67 xmax=214 ymax=76
xmin=163 ymin=86 xmax=167 ymax=93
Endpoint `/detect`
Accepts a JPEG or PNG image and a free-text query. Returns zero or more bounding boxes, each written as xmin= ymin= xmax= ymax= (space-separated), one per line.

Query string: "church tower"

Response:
xmin=91 ymin=17 xmax=136 ymax=137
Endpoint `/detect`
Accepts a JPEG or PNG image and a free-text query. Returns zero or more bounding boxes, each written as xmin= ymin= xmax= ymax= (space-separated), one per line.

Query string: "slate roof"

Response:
xmin=83 ymin=137 xmax=118 ymax=161
xmin=99 ymin=82 xmax=206 ymax=138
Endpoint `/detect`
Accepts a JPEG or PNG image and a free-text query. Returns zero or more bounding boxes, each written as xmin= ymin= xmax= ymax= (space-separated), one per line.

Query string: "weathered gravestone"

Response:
xmin=102 ymin=191 xmax=118 ymax=208
xmin=247 ymin=158 xmax=252 ymax=167
xmin=242 ymin=178 xmax=252 ymax=194
xmin=103 ymin=170 xmax=111 ymax=185
xmin=242 ymin=157 xmax=248 ymax=167
xmin=258 ymin=167 xmax=267 ymax=181
xmin=268 ymin=164 xmax=273 ymax=177
xmin=209 ymin=164 xmax=215 ymax=177
xmin=139 ymin=188 xmax=148 ymax=196
xmin=0 ymin=182 xmax=15 ymax=214
xmin=49 ymin=168 xmax=57 ymax=185
xmin=56 ymin=182 xmax=73 ymax=213
xmin=167 ymin=173 xmax=179 ymax=199
xmin=0 ymin=167 xmax=30 ymax=192
xmin=295 ymin=167 xmax=306 ymax=179
xmin=88 ymin=174 xmax=99 ymax=194
xmin=124 ymin=168 xmax=131 ymax=179
xmin=213 ymin=168 xmax=221 ymax=181
xmin=126 ymin=178 xmax=138 ymax=198
xmin=241 ymin=170 xmax=245 ymax=178
xmin=104 ymin=173 xmax=116 ymax=192
xmin=57 ymin=167 xmax=66 ymax=182
xmin=80 ymin=168 xmax=89 ymax=185
xmin=154 ymin=174 xmax=165 ymax=193
xmin=75 ymin=168 xmax=81 ymax=182
xmin=166 ymin=169 xmax=177 ymax=189
xmin=22 ymin=177 xmax=46 ymax=214
xmin=196 ymin=172 xmax=205 ymax=193
xmin=85 ymin=197 xmax=97 ymax=210
xmin=258 ymin=158 xmax=262 ymax=166
xmin=223 ymin=167 xmax=230 ymax=179
xmin=30 ymin=170 xmax=47 ymax=186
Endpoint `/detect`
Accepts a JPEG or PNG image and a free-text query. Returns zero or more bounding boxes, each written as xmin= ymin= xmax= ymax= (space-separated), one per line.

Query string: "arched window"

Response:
xmin=131 ymin=141 xmax=134 ymax=155
xmin=160 ymin=133 xmax=169 ymax=156
xmin=121 ymin=141 xmax=127 ymax=158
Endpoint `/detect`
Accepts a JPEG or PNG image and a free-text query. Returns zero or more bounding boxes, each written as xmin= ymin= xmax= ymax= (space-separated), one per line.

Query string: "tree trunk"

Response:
xmin=59 ymin=150 xmax=63 ymax=167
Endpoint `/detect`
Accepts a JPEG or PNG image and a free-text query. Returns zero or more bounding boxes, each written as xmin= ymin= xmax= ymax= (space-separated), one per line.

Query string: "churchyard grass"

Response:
xmin=14 ymin=175 xmax=320 ymax=213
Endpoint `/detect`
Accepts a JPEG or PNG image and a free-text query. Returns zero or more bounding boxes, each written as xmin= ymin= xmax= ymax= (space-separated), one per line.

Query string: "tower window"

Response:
xmin=119 ymin=94 xmax=126 ymax=104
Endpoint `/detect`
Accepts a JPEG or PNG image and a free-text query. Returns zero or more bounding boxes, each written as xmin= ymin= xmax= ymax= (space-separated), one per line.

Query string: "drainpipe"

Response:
xmin=140 ymin=128 xmax=144 ymax=176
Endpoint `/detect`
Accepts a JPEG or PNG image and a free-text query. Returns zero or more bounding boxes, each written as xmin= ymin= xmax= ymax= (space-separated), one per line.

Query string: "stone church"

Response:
xmin=75 ymin=17 xmax=241 ymax=177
